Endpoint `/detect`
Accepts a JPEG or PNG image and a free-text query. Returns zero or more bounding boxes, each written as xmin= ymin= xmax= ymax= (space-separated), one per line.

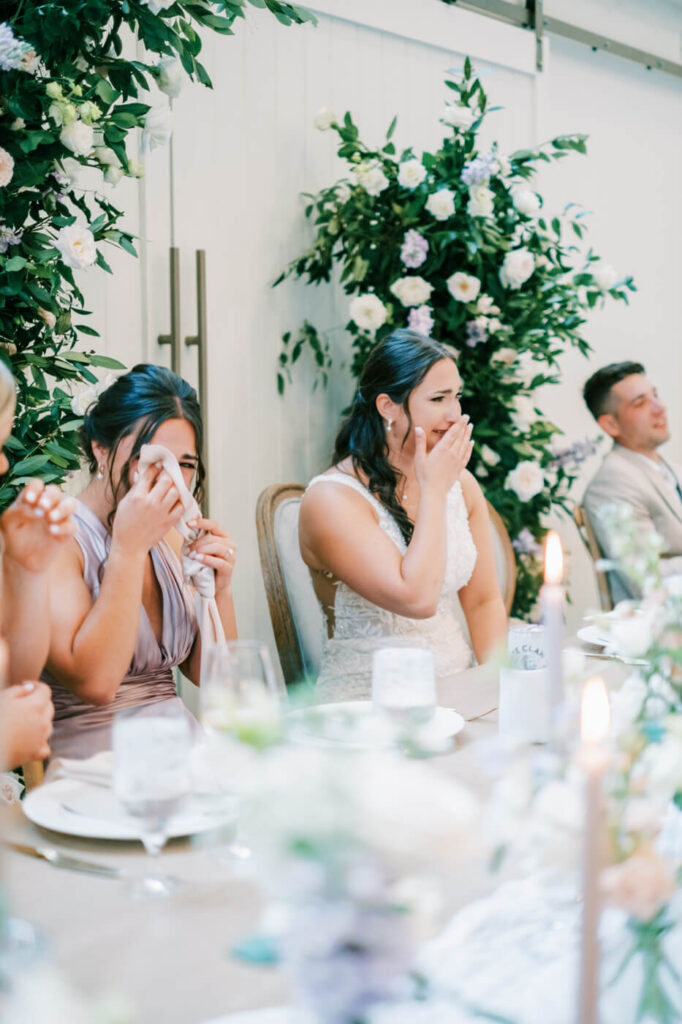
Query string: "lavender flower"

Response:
xmin=512 ymin=528 xmax=543 ymax=557
xmin=547 ymin=437 xmax=600 ymax=469
xmin=400 ymin=229 xmax=429 ymax=270
xmin=461 ymin=153 xmax=496 ymax=187
xmin=465 ymin=320 xmax=488 ymax=346
xmin=407 ymin=305 xmax=434 ymax=336
xmin=0 ymin=23 xmax=28 ymax=71
xmin=0 ymin=225 xmax=23 ymax=254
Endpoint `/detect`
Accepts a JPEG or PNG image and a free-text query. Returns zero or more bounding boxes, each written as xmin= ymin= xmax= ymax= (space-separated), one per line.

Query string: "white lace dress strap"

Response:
xmin=306 ymin=472 xmax=405 ymax=551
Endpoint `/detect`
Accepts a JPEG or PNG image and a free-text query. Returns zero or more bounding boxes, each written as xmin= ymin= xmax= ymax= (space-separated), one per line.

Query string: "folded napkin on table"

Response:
xmin=47 ymin=751 xmax=113 ymax=786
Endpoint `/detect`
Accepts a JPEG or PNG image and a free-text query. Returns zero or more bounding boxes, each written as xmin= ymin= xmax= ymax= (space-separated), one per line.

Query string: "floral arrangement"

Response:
xmin=226 ymin=743 xmax=481 ymax=1022
xmin=0 ymin=0 xmax=313 ymax=508
xmin=276 ymin=59 xmax=634 ymax=616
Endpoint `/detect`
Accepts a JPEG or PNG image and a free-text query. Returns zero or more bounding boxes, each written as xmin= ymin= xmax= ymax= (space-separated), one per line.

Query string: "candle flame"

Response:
xmin=544 ymin=530 xmax=564 ymax=585
xmin=580 ymin=677 xmax=610 ymax=743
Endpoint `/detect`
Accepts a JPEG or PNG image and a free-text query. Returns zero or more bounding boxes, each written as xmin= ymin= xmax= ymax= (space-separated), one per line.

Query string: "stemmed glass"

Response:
xmin=199 ymin=640 xmax=282 ymax=860
xmin=371 ymin=642 xmax=437 ymax=749
xmin=112 ymin=704 xmax=191 ymax=898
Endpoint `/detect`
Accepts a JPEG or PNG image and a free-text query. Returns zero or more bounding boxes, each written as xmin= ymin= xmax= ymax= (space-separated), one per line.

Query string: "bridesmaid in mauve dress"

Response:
xmin=42 ymin=364 xmax=238 ymax=760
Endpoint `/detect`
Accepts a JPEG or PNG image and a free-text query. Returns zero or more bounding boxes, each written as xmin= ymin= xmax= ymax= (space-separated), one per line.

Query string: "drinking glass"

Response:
xmin=200 ymin=640 xmax=281 ymax=748
xmin=199 ymin=641 xmax=281 ymax=861
xmin=371 ymin=642 xmax=437 ymax=744
xmin=112 ymin=705 xmax=191 ymax=897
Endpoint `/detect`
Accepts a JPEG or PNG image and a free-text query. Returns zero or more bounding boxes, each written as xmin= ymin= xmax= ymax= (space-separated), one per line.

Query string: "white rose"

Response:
xmin=505 ymin=461 xmax=544 ymax=502
xmin=513 ymin=188 xmax=541 ymax=217
xmin=495 ymin=153 xmax=512 ymax=178
xmin=142 ymin=104 xmax=172 ymax=152
xmin=467 ymin=184 xmax=495 ymax=218
xmin=441 ymin=104 xmax=475 ymax=130
xmin=446 ymin=271 xmax=481 ymax=304
xmin=313 ymin=106 xmax=336 ymax=131
xmin=103 ymin=164 xmax=124 ymax=186
xmin=21 ymin=49 xmax=40 ymax=74
xmin=60 ymin=120 xmax=94 ymax=157
xmin=397 ymin=158 xmax=426 ymax=190
xmin=0 ymin=146 xmax=14 ymax=187
xmin=94 ymin=146 xmax=118 ymax=166
xmin=71 ymin=385 xmax=99 ymax=416
xmin=157 ymin=56 xmax=183 ymax=99
xmin=128 ymin=159 xmax=145 ymax=178
xmin=58 ymin=157 xmax=84 ymax=187
xmin=351 ymin=161 xmax=389 ymax=197
xmin=140 ymin=0 xmax=175 ymax=12
xmin=479 ymin=444 xmax=500 ymax=466
xmin=390 ymin=276 xmax=433 ymax=307
xmin=336 ymin=182 xmax=351 ymax=203
xmin=55 ymin=224 xmax=97 ymax=270
xmin=349 ymin=293 xmax=388 ymax=334
xmin=11 ymin=117 xmax=25 ymax=131
xmin=592 ymin=262 xmax=618 ymax=291
xmin=476 ymin=294 xmax=498 ymax=315
xmin=425 ymin=188 xmax=455 ymax=221
xmin=500 ymin=248 xmax=535 ymax=289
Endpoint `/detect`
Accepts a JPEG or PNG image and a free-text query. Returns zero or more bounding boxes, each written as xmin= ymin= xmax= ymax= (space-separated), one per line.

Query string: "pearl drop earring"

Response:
xmin=97 ymin=464 xmax=104 ymax=480
xmin=386 ymin=419 xmax=393 ymax=433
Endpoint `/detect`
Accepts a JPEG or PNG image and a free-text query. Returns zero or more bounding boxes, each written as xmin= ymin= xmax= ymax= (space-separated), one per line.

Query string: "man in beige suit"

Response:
xmin=582 ymin=361 xmax=682 ymax=602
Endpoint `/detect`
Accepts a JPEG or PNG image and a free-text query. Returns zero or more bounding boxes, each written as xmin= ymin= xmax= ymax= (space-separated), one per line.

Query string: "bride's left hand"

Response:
xmin=187 ymin=517 xmax=236 ymax=593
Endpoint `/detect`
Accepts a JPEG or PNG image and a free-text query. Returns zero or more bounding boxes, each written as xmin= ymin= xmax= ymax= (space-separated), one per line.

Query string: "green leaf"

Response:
xmin=12 ymin=454 xmax=51 ymax=476
xmin=90 ymin=355 xmax=126 ymax=369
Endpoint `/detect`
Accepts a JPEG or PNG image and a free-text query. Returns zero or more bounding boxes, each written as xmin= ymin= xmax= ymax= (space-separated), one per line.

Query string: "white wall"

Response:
xmin=77 ymin=0 xmax=682 ymax=651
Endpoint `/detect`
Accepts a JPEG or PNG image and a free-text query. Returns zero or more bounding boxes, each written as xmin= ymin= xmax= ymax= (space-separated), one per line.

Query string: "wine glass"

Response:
xmin=199 ymin=640 xmax=282 ymax=861
xmin=371 ymin=643 xmax=437 ymax=748
xmin=112 ymin=705 xmax=191 ymax=898
xmin=200 ymin=640 xmax=281 ymax=748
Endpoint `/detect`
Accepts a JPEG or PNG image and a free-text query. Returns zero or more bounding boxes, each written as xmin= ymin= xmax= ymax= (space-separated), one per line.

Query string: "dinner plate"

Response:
xmin=285 ymin=700 xmax=465 ymax=750
xmin=576 ymin=625 xmax=610 ymax=649
xmin=22 ymin=778 xmax=236 ymax=841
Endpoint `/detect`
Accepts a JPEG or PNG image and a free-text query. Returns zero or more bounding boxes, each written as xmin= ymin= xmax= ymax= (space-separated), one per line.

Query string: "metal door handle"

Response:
xmin=157 ymin=246 xmax=181 ymax=374
xmin=185 ymin=249 xmax=209 ymax=513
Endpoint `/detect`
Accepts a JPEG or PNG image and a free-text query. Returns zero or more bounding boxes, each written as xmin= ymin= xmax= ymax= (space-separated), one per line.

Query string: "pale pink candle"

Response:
xmin=541 ymin=530 xmax=565 ymax=708
xmin=577 ymin=676 xmax=610 ymax=1024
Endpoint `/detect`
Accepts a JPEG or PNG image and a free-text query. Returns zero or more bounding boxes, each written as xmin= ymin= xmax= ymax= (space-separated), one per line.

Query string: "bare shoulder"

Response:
xmin=301 ymin=470 xmax=378 ymax=524
xmin=50 ymin=535 xmax=85 ymax=578
xmin=459 ymin=469 xmax=486 ymax=513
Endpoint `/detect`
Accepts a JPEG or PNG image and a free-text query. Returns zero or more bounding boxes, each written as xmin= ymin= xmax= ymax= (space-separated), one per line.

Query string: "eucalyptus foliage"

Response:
xmin=0 ymin=0 xmax=313 ymax=507
xmin=276 ymin=60 xmax=634 ymax=616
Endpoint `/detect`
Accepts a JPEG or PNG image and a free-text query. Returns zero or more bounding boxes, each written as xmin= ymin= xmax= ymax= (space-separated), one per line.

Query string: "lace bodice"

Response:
xmin=307 ymin=471 xmax=477 ymax=699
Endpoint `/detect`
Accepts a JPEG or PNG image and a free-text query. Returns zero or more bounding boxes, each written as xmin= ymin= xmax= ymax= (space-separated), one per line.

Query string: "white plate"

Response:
xmin=285 ymin=700 xmax=465 ymax=750
xmin=576 ymin=625 xmax=610 ymax=649
xmin=22 ymin=778 xmax=236 ymax=841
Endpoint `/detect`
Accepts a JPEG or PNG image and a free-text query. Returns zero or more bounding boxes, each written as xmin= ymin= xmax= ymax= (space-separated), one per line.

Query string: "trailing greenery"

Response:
xmin=276 ymin=59 xmax=634 ymax=617
xmin=0 ymin=0 xmax=314 ymax=506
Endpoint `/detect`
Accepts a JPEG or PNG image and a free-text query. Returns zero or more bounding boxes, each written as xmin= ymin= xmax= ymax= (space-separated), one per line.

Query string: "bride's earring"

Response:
xmin=386 ymin=419 xmax=393 ymax=433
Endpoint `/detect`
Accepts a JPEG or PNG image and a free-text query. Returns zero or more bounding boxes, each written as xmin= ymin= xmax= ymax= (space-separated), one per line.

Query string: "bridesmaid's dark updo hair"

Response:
xmin=333 ymin=329 xmax=457 ymax=544
xmin=81 ymin=364 xmax=205 ymax=522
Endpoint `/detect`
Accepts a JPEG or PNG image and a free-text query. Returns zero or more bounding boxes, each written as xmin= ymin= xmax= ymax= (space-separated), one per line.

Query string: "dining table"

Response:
xmin=1 ymin=655 xmax=629 ymax=1024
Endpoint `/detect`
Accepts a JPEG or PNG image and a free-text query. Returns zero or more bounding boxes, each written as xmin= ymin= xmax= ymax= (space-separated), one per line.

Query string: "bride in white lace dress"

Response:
xmin=299 ymin=330 xmax=507 ymax=700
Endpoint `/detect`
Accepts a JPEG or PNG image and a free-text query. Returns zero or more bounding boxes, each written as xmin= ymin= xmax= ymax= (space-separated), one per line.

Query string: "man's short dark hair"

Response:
xmin=583 ymin=361 xmax=645 ymax=420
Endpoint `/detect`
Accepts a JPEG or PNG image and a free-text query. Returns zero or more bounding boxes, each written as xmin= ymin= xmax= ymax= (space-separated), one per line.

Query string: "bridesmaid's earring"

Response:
xmin=97 ymin=464 xmax=104 ymax=480
xmin=386 ymin=419 xmax=393 ymax=433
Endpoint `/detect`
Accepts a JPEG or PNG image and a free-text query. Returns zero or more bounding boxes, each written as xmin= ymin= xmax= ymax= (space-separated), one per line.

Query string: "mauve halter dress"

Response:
xmin=42 ymin=500 xmax=198 ymax=760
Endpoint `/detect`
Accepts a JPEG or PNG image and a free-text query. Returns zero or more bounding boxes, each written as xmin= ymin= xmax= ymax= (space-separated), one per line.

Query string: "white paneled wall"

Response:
xmin=75 ymin=0 xmax=681 ymax=654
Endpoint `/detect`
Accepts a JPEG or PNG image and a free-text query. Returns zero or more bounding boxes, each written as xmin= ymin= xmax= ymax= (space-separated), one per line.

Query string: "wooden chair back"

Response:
xmin=573 ymin=503 xmax=614 ymax=611
xmin=486 ymin=501 xmax=516 ymax=615
xmin=257 ymin=484 xmax=519 ymax=685
xmin=22 ymin=759 xmax=45 ymax=791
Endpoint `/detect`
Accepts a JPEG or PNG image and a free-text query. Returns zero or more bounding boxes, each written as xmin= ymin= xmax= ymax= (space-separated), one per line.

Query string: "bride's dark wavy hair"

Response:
xmin=81 ymin=363 xmax=205 ymax=526
xmin=333 ymin=329 xmax=457 ymax=544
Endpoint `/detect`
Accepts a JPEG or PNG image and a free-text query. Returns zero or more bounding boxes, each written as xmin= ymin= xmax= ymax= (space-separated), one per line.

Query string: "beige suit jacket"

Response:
xmin=582 ymin=444 xmax=682 ymax=601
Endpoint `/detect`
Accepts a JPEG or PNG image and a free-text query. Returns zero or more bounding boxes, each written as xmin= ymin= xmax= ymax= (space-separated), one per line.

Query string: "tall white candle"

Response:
xmin=577 ymin=676 xmax=610 ymax=1024
xmin=541 ymin=530 xmax=565 ymax=708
